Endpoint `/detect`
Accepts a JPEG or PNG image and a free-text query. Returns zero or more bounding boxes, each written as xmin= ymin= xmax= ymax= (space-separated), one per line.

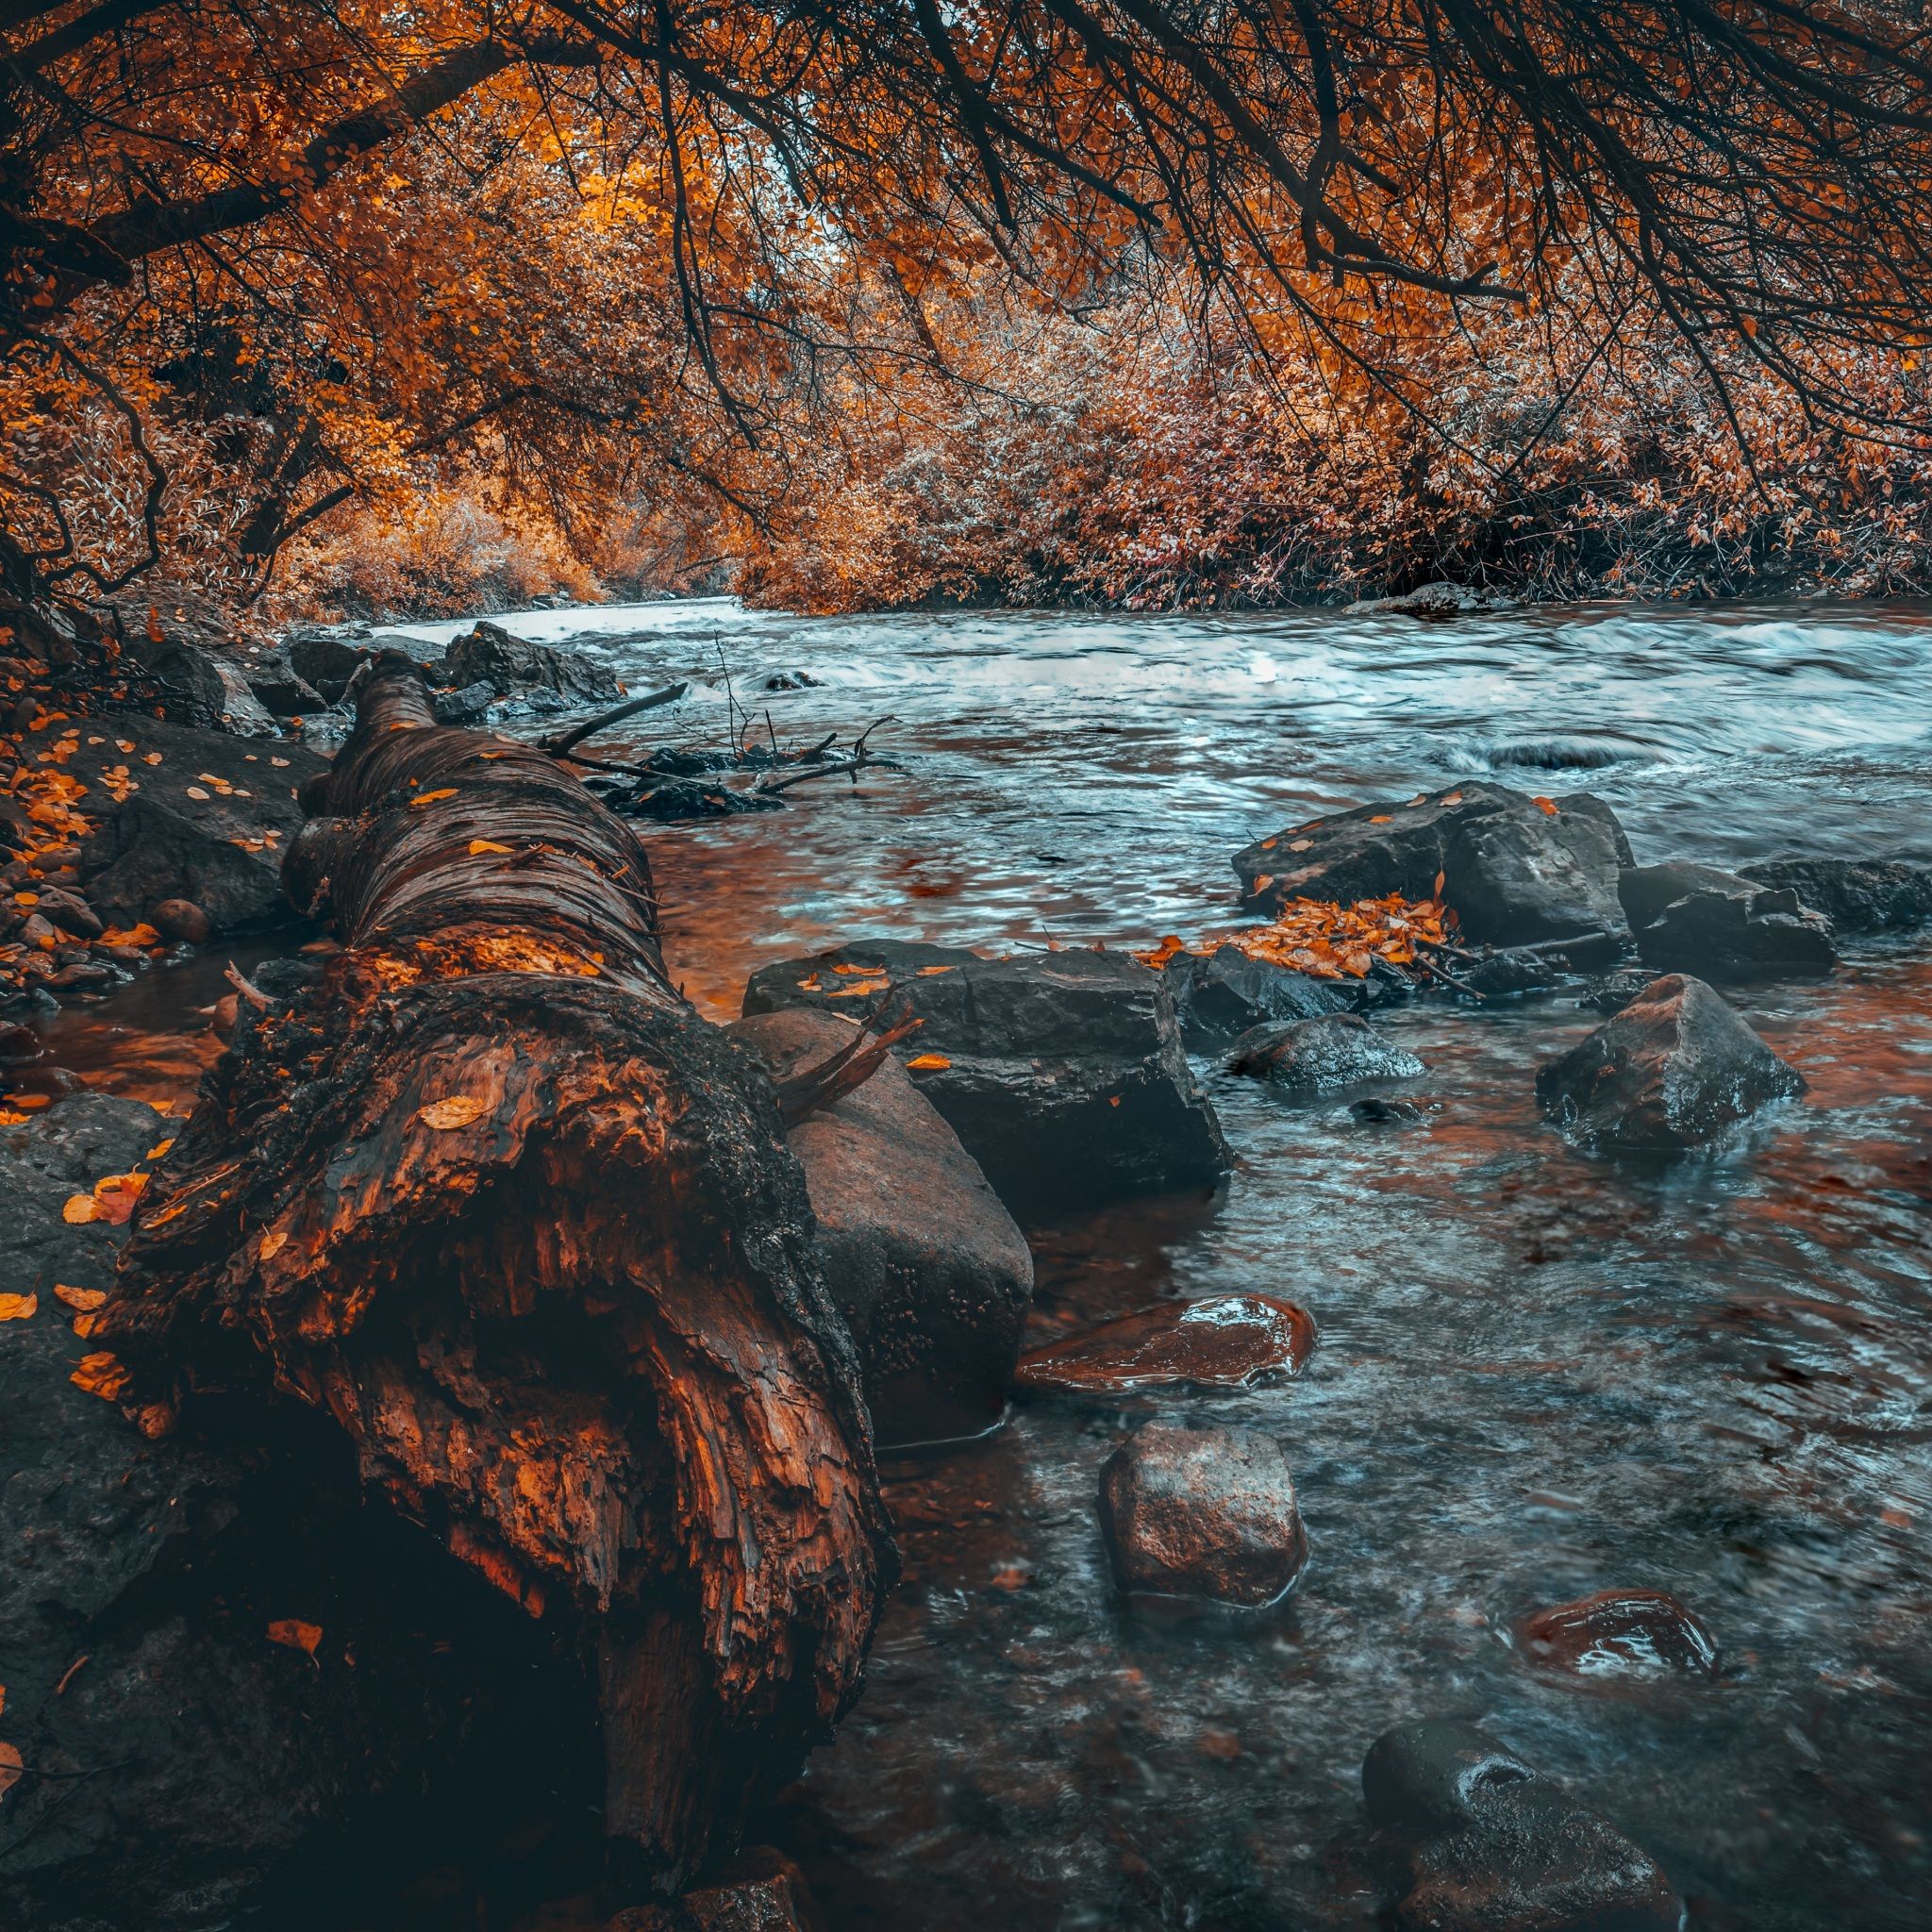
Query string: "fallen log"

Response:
xmin=98 ymin=653 xmax=892 ymax=1890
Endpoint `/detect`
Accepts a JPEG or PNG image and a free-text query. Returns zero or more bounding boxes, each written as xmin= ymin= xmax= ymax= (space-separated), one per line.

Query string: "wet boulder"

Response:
xmin=1161 ymin=945 xmax=1351 ymax=1047
xmin=1739 ymin=855 xmax=1932 ymax=934
xmin=126 ymin=627 xmax=277 ymax=736
xmin=1621 ymin=861 xmax=1837 ymax=979
xmin=1234 ymin=783 xmax=1631 ymax=956
xmin=444 ymin=620 xmax=621 ymax=703
xmin=727 ymin=1008 xmax=1033 ymax=1446
xmin=1226 ymin=1011 xmax=1424 ymax=1095
xmin=741 ymin=941 xmax=1232 ymax=1214
xmin=1015 ymin=1292 xmax=1315 ymax=1394
xmin=1097 ymin=1424 xmax=1307 ymax=1607
xmin=1536 ymin=973 xmax=1805 ymax=1152
xmin=71 ymin=715 xmax=325 ymax=935
xmin=1578 ymin=965 xmax=1656 ymax=1016
xmin=1516 ymin=1589 xmax=1720 ymax=1680
xmin=1362 ymin=1719 xmax=1680 ymax=1932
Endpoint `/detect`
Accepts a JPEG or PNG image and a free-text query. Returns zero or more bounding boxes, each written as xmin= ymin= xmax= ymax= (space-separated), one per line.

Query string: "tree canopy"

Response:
xmin=8 ymin=2 xmax=1932 ymax=607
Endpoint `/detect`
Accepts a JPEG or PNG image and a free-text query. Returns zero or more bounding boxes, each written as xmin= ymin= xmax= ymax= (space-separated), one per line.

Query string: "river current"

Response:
xmin=52 ymin=599 xmax=1932 ymax=1929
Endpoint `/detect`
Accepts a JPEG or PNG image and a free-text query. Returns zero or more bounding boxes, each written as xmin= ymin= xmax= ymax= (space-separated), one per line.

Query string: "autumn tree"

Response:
xmin=6 ymin=3 xmax=1932 ymax=607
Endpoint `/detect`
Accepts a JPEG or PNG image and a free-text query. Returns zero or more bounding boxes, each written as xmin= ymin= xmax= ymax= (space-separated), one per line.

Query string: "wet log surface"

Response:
xmin=98 ymin=655 xmax=892 ymax=1889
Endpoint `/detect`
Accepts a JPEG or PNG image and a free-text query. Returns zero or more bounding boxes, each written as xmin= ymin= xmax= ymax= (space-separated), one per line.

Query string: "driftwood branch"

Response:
xmin=541 ymin=681 xmax=691 ymax=758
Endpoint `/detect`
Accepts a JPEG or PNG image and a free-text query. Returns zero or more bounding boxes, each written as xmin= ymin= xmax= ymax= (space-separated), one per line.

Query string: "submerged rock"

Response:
xmin=1537 ymin=974 xmax=1805 ymax=1152
xmin=1739 ymin=855 xmax=1932 ymax=934
xmin=1098 ymin=1424 xmax=1307 ymax=1607
xmin=1621 ymin=860 xmax=1837 ymax=980
xmin=1233 ymin=782 xmax=1631 ymax=956
xmin=1161 ymin=945 xmax=1352 ymax=1047
xmin=607 ymin=1848 xmax=813 ymax=1930
xmin=1516 ymin=1589 xmax=1720 ymax=1680
xmin=1362 ymin=1719 xmax=1681 ymax=1932
xmin=741 ymin=941 xmax=1232 ymax=1214
xmin=728 ymin=1008 xmax=1033 ymax=1445
xmin=1578 ymin=965 xmax=1656 ymax=1015
xmin=1014 ymin=1292 xmax=1316 ymax=1393
xmin=1226 ymin=1011 xmax=1424 ymax=1094
xmin=72 ymin=715 xmax=325 ymax=935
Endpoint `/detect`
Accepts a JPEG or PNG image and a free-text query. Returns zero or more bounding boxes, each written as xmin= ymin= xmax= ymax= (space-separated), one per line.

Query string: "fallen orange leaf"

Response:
xmin=71 ymin=1352 xmax=129 ymax=1401
xmin=0 ymin=1293 xmax=36 ymax=1322
xmin=0 ymin=1740 xmax=21 ymax=1800
xmin=266 ymin=1620 xmax=323 ymax=1657
xmin=60 ymin=1194 xmax=96 ymax=1224
xmin=906 ymin=1053 xmax=952 ymax=1071
xmin=416 ymin=1094 xmax=491 ymax=1130
xmin=915 ymin=964 xmax=955 ymax=976
xmin=409 ymin=788 xmax=458 ymax=808
xmin=468 ymin=838 xmax=513 ymax=855
xmin=1532 ymin=795 xmax=1558 ymax=816
xmin=53 ymin=1284 xmax=107 ymax=1312
xmin=258 ymin=1230 xmax=289 ymax=1261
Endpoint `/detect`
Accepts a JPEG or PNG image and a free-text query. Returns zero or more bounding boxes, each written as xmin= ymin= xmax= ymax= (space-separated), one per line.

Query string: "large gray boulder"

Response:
xmin=1097 ymin=1424 xmax=1307 ymax=1607
xmin=741 ymin=941 xmax=1232 ymax=1214
xmin=1738 ymin=855 xmax=1932 ymax=934
xmin=1233 ymin=782 xmax=1631 ymax=957
xmin=71 ymin=714 xmax=326 ymax=933
xmin=1536 ymin=973 xmax=1805 ymax=1152
xmin=1620 ymin=860 xmax=1837 ymax=979
xmin=1363 ymin=1720 xmax=1681 ymax=1932
xmin=728 ymin=1008 xmax=1033 ymax=1445
xmin=444 ymin=620 xmax=620 ymax=703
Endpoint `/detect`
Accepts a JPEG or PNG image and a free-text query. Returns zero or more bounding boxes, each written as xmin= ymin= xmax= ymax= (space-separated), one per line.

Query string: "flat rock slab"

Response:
xmin=1098 ymin=1423 xmax=1307 ymax=1606
xmin=1226 ymin=1011 xmax=1424 ymax=1094
xmin=741 ymin=940 xmax=1232 ymax=1214
xmin=1621 ymin=860 xmax=1837 ymax=979
xmin=1363 ymin=1719 xmax=1681 ymax=1932
xmin=1536 ymin=973 xmax=1805 ymax=1152
xmin=1014 ymin=1292 xmax=1315 ymax=1393
xmin=1516 ymin=1589 xmax=1720 ymax=1680
xmin=68 ymin=713 xmax=325 ymax=933
xmin=727 ymin=1008 xmax=1033 ymax=1445
xmin=1233 ymin=782 xmax=1632 ymax=954
xmin=1740 ymin=855 xmax=1932 ymax=933
xmin=1161 ymin=945 xmax=1351 ymax=1047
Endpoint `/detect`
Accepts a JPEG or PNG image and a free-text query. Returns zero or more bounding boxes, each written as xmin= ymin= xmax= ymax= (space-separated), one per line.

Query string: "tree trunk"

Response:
xmin=100 ymin=654 xmax=891 ymax=1888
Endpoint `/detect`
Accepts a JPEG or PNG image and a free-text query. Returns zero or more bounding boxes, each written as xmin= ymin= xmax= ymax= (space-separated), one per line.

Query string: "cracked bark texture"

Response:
xmin=101 ymin=655 xmax=891 ymax=1887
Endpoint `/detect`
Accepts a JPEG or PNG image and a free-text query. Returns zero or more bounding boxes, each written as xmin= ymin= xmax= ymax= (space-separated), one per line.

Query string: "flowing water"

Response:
xmin=45 ymin=599 xmax=1932 ymax=1929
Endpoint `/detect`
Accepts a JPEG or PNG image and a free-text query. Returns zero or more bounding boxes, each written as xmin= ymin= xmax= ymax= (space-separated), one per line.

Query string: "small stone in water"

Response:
xmin=1099 ymin=1423 xmax=1307 ymax=1607
xmin=1013 ymin=1292 xmax=1316 ymax=1392
xmin=1516 ymin=1589 xmax=1719 ymax=1679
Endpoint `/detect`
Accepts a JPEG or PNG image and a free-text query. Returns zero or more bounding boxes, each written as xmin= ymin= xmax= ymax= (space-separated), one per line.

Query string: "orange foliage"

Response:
xmin=1140 ymin=891 xmax=1454 ymax=982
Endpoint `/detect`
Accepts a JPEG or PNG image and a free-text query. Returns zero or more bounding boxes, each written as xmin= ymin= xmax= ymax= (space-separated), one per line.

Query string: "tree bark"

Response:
xmin=100 ymin=654 xmax=891 ymax=1888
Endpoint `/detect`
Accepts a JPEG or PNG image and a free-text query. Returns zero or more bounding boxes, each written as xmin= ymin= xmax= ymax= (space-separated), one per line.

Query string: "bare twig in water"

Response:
xmin=541 ymin=682 xmax=691 ymax=758
xmin=756 ymin=718 xmax=900 ymax=796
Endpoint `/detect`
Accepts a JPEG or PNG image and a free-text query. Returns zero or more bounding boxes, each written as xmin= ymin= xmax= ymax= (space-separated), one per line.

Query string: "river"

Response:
xmin=47 ymin=598 xmax=1932 ymax=1929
